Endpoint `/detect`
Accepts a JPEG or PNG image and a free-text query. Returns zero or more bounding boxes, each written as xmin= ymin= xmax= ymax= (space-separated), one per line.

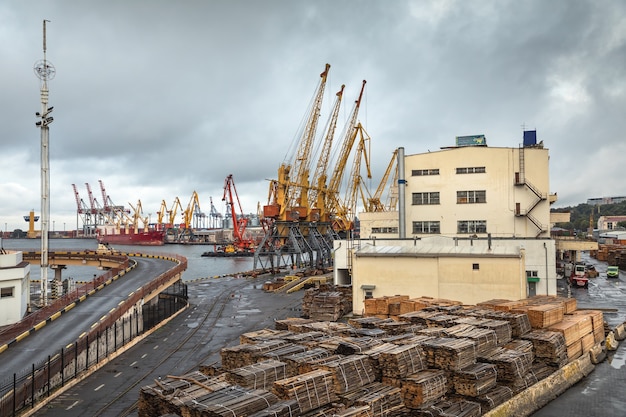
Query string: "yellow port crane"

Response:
xmin=366 ymin=148 xmax=399 ymax=212
xmin=157 ymin=197 xmax=183 ymax=228
xmin=265 ymin=63 xmax=330 ymax=222
xmin=325 ymin=80 xmax=367 ymax=233
xmin=308 ymin=84 xmax=345 ymax=220
xmin=182 ymin=191 xmax=202 ymax=229
xmin=128 ymin=200 xmax=149 ymax=232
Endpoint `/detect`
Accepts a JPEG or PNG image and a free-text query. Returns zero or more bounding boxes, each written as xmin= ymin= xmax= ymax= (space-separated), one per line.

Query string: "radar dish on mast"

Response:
xmin=33 ymin=59 xmax=56 ymax=80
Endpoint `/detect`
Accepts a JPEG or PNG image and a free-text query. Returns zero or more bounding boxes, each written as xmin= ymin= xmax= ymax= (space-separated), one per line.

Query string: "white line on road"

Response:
xmin=153 ymin=345 xmax=159 ymax=350
xmin=130 ymin=361 xmax=137 ymax=367
xmin=141 ymin=353 xmax=147 ymax=359
xmin=95 ymin=384 xmax=105 ymax=391
xmin=66 ymin=400 xmax=79 ymax=410
xmin=114 ymin=372 xmax=122 ymax=378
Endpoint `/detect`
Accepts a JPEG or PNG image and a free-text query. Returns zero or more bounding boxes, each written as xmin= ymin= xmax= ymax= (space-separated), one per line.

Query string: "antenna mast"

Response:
xmin=34 ymin=20 xmax=55 ymax=306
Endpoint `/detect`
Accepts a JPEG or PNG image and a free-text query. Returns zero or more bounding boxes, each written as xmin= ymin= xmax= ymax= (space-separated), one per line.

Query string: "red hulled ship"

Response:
xmin=96 ymin=227 xmax=165 ymax=246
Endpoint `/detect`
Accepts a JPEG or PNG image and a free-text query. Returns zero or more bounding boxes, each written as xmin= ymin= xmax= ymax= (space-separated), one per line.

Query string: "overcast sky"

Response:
xmin=1 ymin=1 xmax=625 ymax=233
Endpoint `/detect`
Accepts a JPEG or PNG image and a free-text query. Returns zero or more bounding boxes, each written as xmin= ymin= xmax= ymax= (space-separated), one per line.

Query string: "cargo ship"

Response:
xmin=96 ymin=226 xmax=165 ymax=246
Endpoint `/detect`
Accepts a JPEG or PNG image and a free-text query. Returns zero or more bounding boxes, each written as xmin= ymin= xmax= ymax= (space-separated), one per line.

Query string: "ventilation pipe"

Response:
xmin=398 ymin=147 xmax=406 ymax=238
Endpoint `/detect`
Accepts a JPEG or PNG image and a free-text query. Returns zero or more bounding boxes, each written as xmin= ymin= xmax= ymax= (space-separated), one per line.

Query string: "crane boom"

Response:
xmin=309 ymin=84 xmax=345 ymax=210
xmin=223 ymin=174 xmax=254 ymax=252
xmin=325 ymin=80 xmax=367 ymax=223
xmin=368 ymin=148 xmax=399 ymax=212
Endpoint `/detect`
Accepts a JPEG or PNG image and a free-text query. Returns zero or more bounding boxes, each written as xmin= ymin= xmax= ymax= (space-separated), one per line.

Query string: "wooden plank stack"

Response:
xmin=451 ymin=362 xmax=498 ymax=397
xmin=309 ymin=291 xmax=345 ymax=322
xmin=421 ymin=337 xmax=477 ymax=371
xmin=412 ymin=398 xmax=482 ymax=417
xmin=225 ymin=359 xmax=292 ymax=390
xmin=521 ymin=330 xmax=568 ymax=367
xmin=524 ymin=304 xmax=565 ymax=329
xmin=443 ymin=324 xmax=498 ymax=355
xmin=282 ymin=348 xmax=331 ymax=376
xmin=339 ymin=382 xmax=405 ymax=416
xmin=481 ymin=310 xmax=532 ymax=337
xmin=571 ymin=309 xmax=605 ymax=342
xmin=479 ymin=347 xmax=533 ymax=383
xmin=220 ymin=339 xmax=290 ymax=370
xmin=272 ymin=369 xmax=338 ymax=413
xmin=248 ymin=400 xmax=301 ymax=417
xmin=401 ymin=369 xmax=448 ymax=408
xmin=471 ymin=385 xmax=515 ymax=411
xmin=315 ymin=355 xmax=377 ymax=393
xmin=378 ymin=343 xmax=426 ymax=379
xmin=452 ymin=317 xmax=512 ymax=345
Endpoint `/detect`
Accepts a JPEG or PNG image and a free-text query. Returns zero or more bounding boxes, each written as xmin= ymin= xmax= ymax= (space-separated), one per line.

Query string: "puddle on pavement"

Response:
xmin=187 ymin=322 xmax=199 ymax=329
xmin=608 ymin=351 xmax=625 ymax=369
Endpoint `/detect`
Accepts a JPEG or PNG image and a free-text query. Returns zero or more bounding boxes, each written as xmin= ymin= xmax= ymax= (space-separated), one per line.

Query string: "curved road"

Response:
xmin=32 ymin=274 xmax=302 ymax=416
xmin=0 ymin=257 xmax=175 ymax=383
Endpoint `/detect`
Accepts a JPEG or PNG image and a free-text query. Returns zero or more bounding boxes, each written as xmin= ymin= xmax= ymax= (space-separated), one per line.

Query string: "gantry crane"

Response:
xmin=223 ymin=174 xmax=255 ymax=253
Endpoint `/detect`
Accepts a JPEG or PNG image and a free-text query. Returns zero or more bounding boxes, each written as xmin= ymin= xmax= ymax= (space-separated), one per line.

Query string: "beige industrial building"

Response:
xmin=334 ymin=133 xmax=566 ymax=313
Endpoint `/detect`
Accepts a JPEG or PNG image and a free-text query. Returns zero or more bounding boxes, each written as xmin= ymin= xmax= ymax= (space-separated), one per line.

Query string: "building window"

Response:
xmin=1 ymin=287 xmax=14 ymax=298
xmin=371 ymin=227 xmax=399 ymax=234
xmin=413 ymin=221 xmax=441 ymax=234
xmin=458 ymin=220 xmax=487 ymax=234
xmin=412 ymin=192 xmax=440 ymax=205
xmin=473 ymin=263 xmax=480 ymax=270
xmin=365 ymin=290 xmax=374 ymax=299
xmin=457 ymin=190 xmax=486 ymax=204
xmin=456 ymin=166 xmax=486 ymax=174
xmin=412 ymin=169 xmax=439 ymax=176
xmin=526 ymin=270 xmax=539 ymax=277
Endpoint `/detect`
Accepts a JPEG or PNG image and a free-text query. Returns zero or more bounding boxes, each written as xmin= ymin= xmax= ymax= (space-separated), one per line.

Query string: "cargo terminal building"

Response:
xmin=334 ymin=132 xmax=567 ymax=314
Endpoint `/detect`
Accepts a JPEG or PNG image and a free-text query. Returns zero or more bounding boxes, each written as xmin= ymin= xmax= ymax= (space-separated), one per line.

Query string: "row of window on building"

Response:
xmin=412 ymin=191 xmax=487 ymax=205
xmin=371 ymin=220 xmax=487 ymax=235
xmin=411 ymin=166 xmax=486 ymax=176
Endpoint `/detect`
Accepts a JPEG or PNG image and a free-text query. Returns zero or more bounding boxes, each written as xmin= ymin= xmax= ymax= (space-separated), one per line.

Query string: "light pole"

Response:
xmin=34 ymin=19 xmax=55 ymax=306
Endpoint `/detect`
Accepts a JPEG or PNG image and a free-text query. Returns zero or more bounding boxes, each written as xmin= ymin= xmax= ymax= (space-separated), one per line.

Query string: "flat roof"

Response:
xmin=355 ymin=244 xmax=521 ymax=258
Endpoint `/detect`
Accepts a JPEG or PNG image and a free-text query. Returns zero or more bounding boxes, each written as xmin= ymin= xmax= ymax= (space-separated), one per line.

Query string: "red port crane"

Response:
xmin=222 ymin=174 xmax=255 ymax=253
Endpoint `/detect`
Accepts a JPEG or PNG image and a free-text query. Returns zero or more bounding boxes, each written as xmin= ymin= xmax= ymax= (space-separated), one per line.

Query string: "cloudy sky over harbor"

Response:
xmin=1 ymin=1 xmax=625 ymax=233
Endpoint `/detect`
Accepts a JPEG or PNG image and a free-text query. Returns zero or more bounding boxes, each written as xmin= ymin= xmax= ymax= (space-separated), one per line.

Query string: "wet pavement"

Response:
xmin=532 ymin=253 xmax=626 ymax=416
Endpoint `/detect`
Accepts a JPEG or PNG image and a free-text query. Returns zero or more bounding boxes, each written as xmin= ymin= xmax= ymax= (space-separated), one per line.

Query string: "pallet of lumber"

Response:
xmin=261 ymin=344 xmax=308 ymax=362
xmin=283 ymin=331 xmax=326 ymax=344
xmin=225 ymin=359 xmax=292 ymax=390
xmin=424 ymin=313 xmax=460 ymax=328
xmin=567 ymin=340 xmax=582 ymax=361
xmin=185 ymin=385 xmax=280 ymax=417
xmin=401 ymin=369 xmax=448 ymax=408
xmin=220 ymin=339 xmax=290 ymax=370
xmin=521 ymin=330 xmax=568 ymax=367
xmin=530 ymin=361 xmax=557 ymax=381
xmin=470 ymin=384 xmax=514 ymax=411
xmin=452 ymin=317 xmax=512 ymax=345
xmin=477 ymin=299 xmax=514 ymax=309
xmin=282 ymin=348 xmax=332 ymax=376
xmin=581 ymin=332 xmax=595 ymax=354
xmin=411 ymin=398 xmax=482 ymax=417
xmin=392 ymin=334 xmax=435 ymax=346
xmin=378 ymin=343 xmax=426 ymax=378
xmin=353 ymin=327 xmax=387 ymax=338
xmin=568 ymin=313 xmax=593 ymax=336
xmin=525 ymin=304 xmax=564 ymax=329
xmin=416 ymin=326 xmax=449 ymax=337
xmin=421 ymin=337 xmax=477 ymax=371
xmin=310 ymin=291 xmax=345 ymax=322
xmin=339 ymin=382 xmax=404 ymax=416
xmin=315 ymin=355 xmax=376 ymax=393
xmin=503 ymin=339 xmax=534 ymax=360
xmin=451 ymin=362 xmax=498 ymax=396
xmin=548 ymin=317 xmax=582 ymax=346
xmin=308 ymin=336 xmax=350 ymax=352
xmin=398 ymin=310 xmax=443 ymax=325
xmin=478 ymin=347 xmax=533 ymax=382
xmin=273 ymin=317 xmax=314 ymax=332
xmin=272 ymin=369 xmax=338 ymax=413
xmin=297 ymin=354 xmax=344 ymax=375
xmin=527 ymin=295 xmax=577 ymax=314
xmin=569 ymin=309 xmax=605 ymax=342
xmin=503 ymin=370 xmax=539 ymax=394
xmin=248 ymin=400 xmax=301 ymax=417
xmin=240 ymin=329 xmax=293 ymax=344
xmin=376 ymin=320 xmax=416 ymax=335
xmin=348 ymin=316 xmax=394 ymax=329
xmin=443 ymin=324 xmax=497 ymax=355
xmin=481 ymin=310 xmax=532 ymax=337
xmin=335 ymin=336 xmax=384 ymax=355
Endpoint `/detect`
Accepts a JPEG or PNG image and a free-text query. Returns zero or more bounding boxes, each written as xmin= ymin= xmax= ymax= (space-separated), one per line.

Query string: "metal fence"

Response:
xmin=0 ymin=253 xmax=188 ymax=417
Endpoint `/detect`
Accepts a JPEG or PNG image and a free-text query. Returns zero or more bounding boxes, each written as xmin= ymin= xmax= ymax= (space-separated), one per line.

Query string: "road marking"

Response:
xmin=94 ymin=384 xmax=104 ymax=391
xmin=163 ymin=337 xmax=168 ymax=341
xmin=130 ymin=361 xmax=137 ymax=367
xmin=141 ymin=353 xmax=147 ymax=359
xmin=114 ymin=372 xmax=122 ymax=378
xmin=66 ymin=400 xmax=79 ymax=410
xmin=153 ymin=345 xmax=159 ymax=350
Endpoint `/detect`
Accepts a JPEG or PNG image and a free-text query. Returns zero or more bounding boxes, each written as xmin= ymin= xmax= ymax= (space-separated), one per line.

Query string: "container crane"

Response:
xmin=223 ymin=174 xmax=255 ymax=253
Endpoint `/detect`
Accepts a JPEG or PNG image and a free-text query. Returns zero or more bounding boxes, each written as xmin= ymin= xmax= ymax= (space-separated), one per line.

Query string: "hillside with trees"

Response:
xmin=552 ymin=201 xmax=626 ymax=232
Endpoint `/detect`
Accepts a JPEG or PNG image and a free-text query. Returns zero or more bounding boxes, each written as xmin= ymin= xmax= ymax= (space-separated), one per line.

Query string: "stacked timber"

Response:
xmin=183 ymin=386 xmax=279 ymax=416
xmin=421 ymin=337 xmax=477 ymax=371
xmin=524 ymin=304 xmax=565 ymax=329
xmin=225 ymin=359 xmax=291 ymax=390
xmin=571 ymin=309 xmax=605 ymax=342
xmin=315 ymin=355 xmax=377 ymax=393
xmin=470 ymin=385 xmax=515 ymax=412
xmin=378 ymin=343 xmax=427 ymax=380
xmin=399 ymin=310 xmax=445 ymax=326
xmin=443 ymin=324 xmax=498 ymax=355
xmin=283 ymin=331 xmax=326 ymax=344
xmin=335 ymin=336 xmax=384 ymax=355
xmin=260 ymin=343 xmax=308 ymax=362
xmin=220 ymin=339 xmax=290 ymax=370
xmin=452 ymin=317 xmax=512 ymax=345
xmin=451 ymin=362 xmax=498 ymax=397
xmin=481 ymin=310 xmax=532 ymax=337
xmin=479 ymin=347 xmax=533 ymax=385
xmin=412 ymin=398 xmax=482 ymax=417
xmin=309 ymin=291 xmax=345 ymax=321
xmin=272 ymin=369 xmax=338 ymax=413
xmin=352 ymin=327 xmax=387 ymax=338
xmin=273 ymin=317 xmax=314 ymax=331
xmin=348 ymin=316 xmax=394 ymax=329
xmin=339 ymin=382 xmax=405 ymax=415
xmin=248 ymin=400 xmax=301 ymax=417
xmin=240 ymin=329 xmax=292 ymax=344
xmin=401 ymin=369 xmax=448 ymax=408
xmin=282 ymin=348 xmax=331 ymax=375
xmin=364 ymin=295 xmax=410 ymax=318
xmin=521 ymin=330 xmax=568 ymax=367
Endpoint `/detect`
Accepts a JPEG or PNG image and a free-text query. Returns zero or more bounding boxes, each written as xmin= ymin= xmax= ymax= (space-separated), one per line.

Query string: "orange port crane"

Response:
xmin=223 ymin=174 xmax=255 ymax=253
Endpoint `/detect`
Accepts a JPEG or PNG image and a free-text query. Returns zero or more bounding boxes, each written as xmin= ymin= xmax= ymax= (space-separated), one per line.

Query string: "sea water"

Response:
xmin=1 ymin=238 xmax=255 ymax=282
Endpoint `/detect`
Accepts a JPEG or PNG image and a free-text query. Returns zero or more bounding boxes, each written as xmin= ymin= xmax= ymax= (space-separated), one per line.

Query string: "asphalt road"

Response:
xmin=32 ymin=275 xmax=302 ymax=416
xmin=0 ymin=257 xmax=174 ymax=382
xmin=532 ymin=254 xmax=626 ymax=416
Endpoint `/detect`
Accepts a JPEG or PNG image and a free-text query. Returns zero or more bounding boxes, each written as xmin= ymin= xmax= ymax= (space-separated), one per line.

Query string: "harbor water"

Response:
xmin=1 ymin=238 xmax=256 ymax=282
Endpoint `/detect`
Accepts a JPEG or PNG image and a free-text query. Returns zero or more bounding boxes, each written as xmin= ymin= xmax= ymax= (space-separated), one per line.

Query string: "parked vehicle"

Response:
xmin=569 ymin=263 xmax=589 ymax=288
xmin=586 ymin=264 xmax=599 ymax=278
xmin=607 ymin=266 xmax=620 ymax=279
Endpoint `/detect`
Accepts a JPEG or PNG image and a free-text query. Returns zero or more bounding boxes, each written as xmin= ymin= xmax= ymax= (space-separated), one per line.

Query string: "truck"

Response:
xmin=607 ymin=265 xmax=620 ymax=279
xmin=569 ymin=263 xmax=589 ymax=288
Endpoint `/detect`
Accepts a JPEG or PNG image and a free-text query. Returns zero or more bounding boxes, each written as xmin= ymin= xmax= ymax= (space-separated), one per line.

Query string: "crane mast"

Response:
xmin=339 ymin=123 xmax=372 ymax=231
xmin=223 ymin=174 xmax=254 ymax=252
xmin=367 ymin=148 xmax=399 ymax=212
